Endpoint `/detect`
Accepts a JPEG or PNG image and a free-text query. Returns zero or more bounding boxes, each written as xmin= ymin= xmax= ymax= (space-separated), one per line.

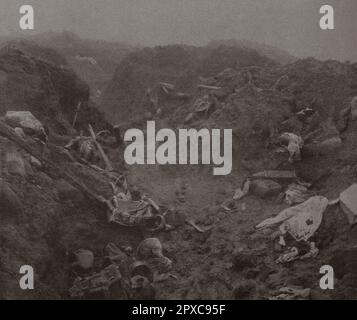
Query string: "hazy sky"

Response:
xmin=0 ymin=0 xmax=356 ymax=61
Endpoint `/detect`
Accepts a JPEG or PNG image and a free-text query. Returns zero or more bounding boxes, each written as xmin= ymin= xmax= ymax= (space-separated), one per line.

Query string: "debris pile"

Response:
xmin=68 ymin=238 xmax=173 ymax=300
xmin=2 ymin=40 xmax=357 ymax=300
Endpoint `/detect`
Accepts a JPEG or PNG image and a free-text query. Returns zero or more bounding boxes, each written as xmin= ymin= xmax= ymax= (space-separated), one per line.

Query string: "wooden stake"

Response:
xmin=88 ymin=124 xmax=114 ymax=171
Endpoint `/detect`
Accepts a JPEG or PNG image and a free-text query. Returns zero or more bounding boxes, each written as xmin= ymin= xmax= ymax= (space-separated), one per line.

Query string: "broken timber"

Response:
xmin=197 ymin=84 xmax=222 ymax=91
xmin=88 ymin=124 xmax=114 ymax=172
xmin=72 ymin=101 xmax=82 ymax=128
xmin=252 ymin=170 xmax=296 ymax=180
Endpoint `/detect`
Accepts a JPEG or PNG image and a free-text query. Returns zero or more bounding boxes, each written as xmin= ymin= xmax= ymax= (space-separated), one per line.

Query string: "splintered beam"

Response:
xmin=88 ymin=124 xmax=114 ymax=172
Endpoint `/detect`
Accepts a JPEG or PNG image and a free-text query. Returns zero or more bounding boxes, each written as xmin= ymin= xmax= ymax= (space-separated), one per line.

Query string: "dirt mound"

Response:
xmin=31 ymin=31 xmax=133 ymax=100
xmin=0 ymin=135 xmax=141 ymax=299
xmin=98 ymin=47 xmax=357 ymax=300
xmin=100 ymin=45 xmax=276 ymax=125
xmin=0 ymin=32 xmax=134 ymax=102
xmin=2 ymin=39 xmax=357 ymax=300
xmin=0 ymin=47 xmax=126 ymax=299
xmin=208 ymin=39 xmax=296 ymax=65
xmin=0 ymin=44 xmax=110 ymax=135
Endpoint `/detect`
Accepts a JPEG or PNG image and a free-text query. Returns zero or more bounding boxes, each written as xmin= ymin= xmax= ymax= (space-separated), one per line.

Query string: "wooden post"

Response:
xmin=88 ymin=124 xmax=114 ymax=172
xmin=72 ymin=101 xmax=82 ymax=128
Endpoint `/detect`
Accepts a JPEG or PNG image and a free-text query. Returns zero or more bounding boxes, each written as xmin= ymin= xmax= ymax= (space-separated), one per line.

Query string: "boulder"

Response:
xmin=5 ymin=111 xmax=47 ymax=141
xmin=251 ymin=179 xmax=282 ymax=198
xmin=30 ymin=156 xmax=42 ymax=169
xmin=14 ymin=127 xmax=26 ymax=140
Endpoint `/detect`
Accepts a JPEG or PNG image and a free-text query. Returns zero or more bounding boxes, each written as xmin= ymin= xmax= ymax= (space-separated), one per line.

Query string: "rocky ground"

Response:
xmin=1 ymin=42 xmax=357 ymax=300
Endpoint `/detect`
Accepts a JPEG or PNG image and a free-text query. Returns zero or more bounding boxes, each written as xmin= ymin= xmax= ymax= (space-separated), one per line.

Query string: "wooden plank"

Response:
xmin=198 ymin=84 xmax=222 ymax=91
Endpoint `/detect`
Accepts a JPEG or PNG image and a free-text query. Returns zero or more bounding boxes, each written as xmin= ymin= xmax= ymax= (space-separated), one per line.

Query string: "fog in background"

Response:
xmin=0 ymin=0 xmax=356 ymax=61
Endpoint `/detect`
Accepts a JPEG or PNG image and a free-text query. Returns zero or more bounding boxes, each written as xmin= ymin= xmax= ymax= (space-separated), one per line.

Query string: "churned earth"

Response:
xmin=1 ymin=42 xmax=357 ymax=300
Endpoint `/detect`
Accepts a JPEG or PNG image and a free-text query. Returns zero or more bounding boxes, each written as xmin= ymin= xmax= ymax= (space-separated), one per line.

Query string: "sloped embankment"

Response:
xmin=0 ymin=46 xmax=136 ymax=299
xmin=102 ymin=51 xmax=357 ymax=299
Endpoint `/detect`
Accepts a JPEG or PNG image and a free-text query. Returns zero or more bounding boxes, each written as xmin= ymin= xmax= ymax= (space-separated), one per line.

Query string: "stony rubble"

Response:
xmin=2 ymin=42 xmax=357 ymax=301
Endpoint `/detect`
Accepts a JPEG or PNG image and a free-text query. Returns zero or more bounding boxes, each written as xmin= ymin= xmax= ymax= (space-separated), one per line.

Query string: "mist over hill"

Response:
xmin=0 ymin=31 xmax=134 ymax=100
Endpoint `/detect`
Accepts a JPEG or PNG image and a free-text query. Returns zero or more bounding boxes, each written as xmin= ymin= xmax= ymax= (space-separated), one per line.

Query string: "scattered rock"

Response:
xmin=30 ymin=156 xmax=42 ymax=169
xmin=136 ymin=238 xmax=172 ymax=274
xmin=5 ymin=111 xmax=48 ymax=141
xmin=14 ymin=127 xmax=26 ymax=140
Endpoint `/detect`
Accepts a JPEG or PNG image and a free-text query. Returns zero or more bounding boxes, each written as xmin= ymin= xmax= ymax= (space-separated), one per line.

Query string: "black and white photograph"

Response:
xmin=0 ymin=0 xmax=357 ymax=304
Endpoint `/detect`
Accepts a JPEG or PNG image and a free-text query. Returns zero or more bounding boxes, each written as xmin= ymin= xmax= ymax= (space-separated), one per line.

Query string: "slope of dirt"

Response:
xmin=100 ymin=45 xmax=277 ymax=124
xmin=100 ymin=51 xmax=357 ymax=299
xmin=2 ymin=41 xmax=357 ymax=300
xmin=125 ymin=148 xmax=357 ymax=299
xmin=0 ymin=44 xmax=109 ymax=134
xmin=0 ymin=46 xmax=135 ymax=299
xmin=208 ymin=39 xmax=296 ymax=65
xmin=32 ymin=31 xmax=133 ymax=101
xmin=0 ymin=136 xmax=144 ymax=299
xmin=0 ymin=32 xmax=134 ymax=101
